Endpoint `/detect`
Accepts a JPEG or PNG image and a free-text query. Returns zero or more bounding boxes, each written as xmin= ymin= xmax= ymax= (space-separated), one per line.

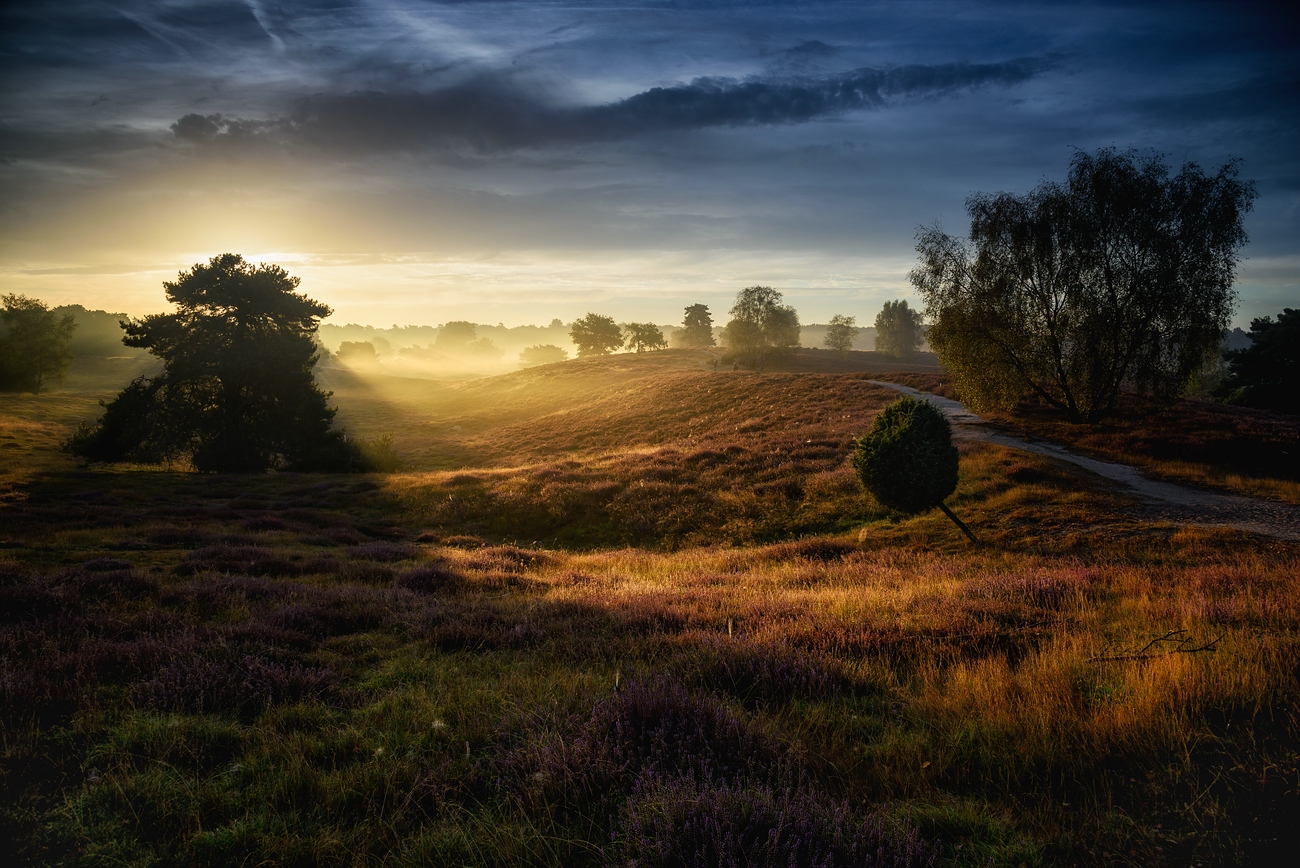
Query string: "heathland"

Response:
xmin=2 ymin=348 xmax=1298 ymax=866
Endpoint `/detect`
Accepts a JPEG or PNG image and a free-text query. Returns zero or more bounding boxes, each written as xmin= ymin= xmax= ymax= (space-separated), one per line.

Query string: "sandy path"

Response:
xmin=866 ymin=380 xmax=1300 ymax=542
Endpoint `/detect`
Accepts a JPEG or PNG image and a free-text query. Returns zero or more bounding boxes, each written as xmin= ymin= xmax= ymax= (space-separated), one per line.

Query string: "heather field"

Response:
xmin=3 ymin=350 xmax=1299 ymax=867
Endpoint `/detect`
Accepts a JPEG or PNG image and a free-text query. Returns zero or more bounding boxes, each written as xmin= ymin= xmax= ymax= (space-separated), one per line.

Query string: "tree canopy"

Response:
xmin=723 ymin=286 xmax=800 ymax=369
xmin=624 ymin=323 xmax=668 ymax=353
xmin=853 ymin=397 xmax=975 ymax=543
xmin=518 ymin=344 xmax=569 ymax=368
xmin=912 ymin=148 xmax=1256 ymax=423
xmin=678 ymin=304 xmax=716 ymax=346
xmin=823 ymin=314 xmax=859 ymax=357
xmin=873 ymin=300 xmax=923 ymax=359
xmin=570 ymin=313 xmax=624 ymax=357
xmin=1215 ymin=308 xmax=1299 ymax=415
xmin=0 ymin=294 xmax=77 ymax=394
xmin=69 ymin=253 xmax=354 ymax=472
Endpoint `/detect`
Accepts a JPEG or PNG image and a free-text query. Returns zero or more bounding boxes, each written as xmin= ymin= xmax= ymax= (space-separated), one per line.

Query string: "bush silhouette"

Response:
xmin=853 ymin=397 xmax=976 ymax=543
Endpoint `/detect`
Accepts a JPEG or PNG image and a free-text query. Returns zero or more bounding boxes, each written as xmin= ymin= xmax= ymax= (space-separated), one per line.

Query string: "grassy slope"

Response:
xmin=1 ymin=352 xmax=1298 ymax=867
xmin=871 ymin=371 xmax=1300 ymax=504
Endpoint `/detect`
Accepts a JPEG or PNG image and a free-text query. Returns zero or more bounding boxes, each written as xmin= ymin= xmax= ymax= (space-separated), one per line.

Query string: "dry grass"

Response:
xmin=1 ymin=352 xmax=1297 ymax=866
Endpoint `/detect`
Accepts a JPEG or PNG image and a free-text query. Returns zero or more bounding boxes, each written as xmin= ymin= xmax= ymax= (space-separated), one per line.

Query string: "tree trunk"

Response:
xmin=938 ymin=502 xmax=979 ymax=545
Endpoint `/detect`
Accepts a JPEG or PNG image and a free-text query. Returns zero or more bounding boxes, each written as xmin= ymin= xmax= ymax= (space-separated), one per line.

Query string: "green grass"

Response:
xmin=1 ymin=351 xmax=1298 ymax=867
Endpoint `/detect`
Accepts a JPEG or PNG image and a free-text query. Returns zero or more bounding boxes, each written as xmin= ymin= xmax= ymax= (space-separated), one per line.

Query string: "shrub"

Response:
xmin=175 ymin=545 xmax=300 ymax=576
xmin=853 ymin=397 xmax=975 ymax=543
xmin=131 ymin=652 xmax=335 ymax=718
xmin=613 ymin=778 xmax=939 ymax=868
xmin=394 ymin=563 xmax=460 ymax=594
xmin=348 ymin=541 xmax=417 ymax=562
xmin=564 ymin=677 xmax=784 ymax=788
xmin=689 ymin=635 xmax=846 ymax=704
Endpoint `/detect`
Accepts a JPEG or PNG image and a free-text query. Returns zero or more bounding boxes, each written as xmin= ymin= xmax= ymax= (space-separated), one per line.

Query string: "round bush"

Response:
xmin=853 ymin=397 xmax=958 ymax=514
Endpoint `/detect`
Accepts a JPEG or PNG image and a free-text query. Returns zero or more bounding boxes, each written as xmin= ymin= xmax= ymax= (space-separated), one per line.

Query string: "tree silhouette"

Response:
xmin=624 ymin=323 xmax=668 ymax=353
xmin=913 ymin=148 xmax=1256 ymax=422
xmin=873 ymin=301 xmax=923 ymax=358
xmin=823 ymin=314 xmax=859 ymax=358
xmin=1215 ymin=308 xmax=1299 ymax=415
xmin=723 ymin=286 xmax=800 ymax=369
xmin=679 ymin=304 xmax=716 ymax=346
xmin=70 ymin=253 xmax=354 ymax=472
xmin=853 ymin=397 xmax=976 ymax=543
xmin=570 ymin=313 xmax=624 ymax=357
xmin=519 ymin=344 xmax=569 ymax=368
xmin=0 ymin=294 xmax=77 ymax=393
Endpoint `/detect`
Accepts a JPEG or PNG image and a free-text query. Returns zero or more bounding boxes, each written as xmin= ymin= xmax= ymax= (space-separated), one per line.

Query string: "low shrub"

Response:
xmin=612 ymin=778 xmax=939 ymax=868
xmin=688 ymin=634 xmax=847 ymax=704
xmin=348 ymin=541 xmax=417 ymax=562
xmin=394 ymin=563 xmax=460 ymax=595
xmin=131 ymin=651 xmax=336 ymax=718
xmin=175 ymin=545 xmax=300 ymax=577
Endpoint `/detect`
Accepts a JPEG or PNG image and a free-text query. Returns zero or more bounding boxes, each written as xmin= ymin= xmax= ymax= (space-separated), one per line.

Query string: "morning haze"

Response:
xmin=2 ymin=2 xmax=1299 ymax=866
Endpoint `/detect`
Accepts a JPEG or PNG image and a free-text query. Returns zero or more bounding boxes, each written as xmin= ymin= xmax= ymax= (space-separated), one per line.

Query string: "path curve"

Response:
xmin=866 ymin=380 xmax=1300 ymax=542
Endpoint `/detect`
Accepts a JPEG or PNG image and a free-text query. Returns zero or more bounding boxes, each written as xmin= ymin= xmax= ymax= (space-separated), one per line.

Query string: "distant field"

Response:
xmin=2 ymin=351 xmax=1297 ymax=867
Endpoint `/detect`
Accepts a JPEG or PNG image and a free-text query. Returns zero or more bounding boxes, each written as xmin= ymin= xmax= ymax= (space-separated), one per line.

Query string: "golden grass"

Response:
xmin=2 ymin=352 xmax=1298 ymax=866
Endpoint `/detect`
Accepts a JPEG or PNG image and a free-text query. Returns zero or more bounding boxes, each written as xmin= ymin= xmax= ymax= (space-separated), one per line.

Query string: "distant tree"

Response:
xmin=624 ymin=323 xmax=668 ymax=353
xmin=1215 ymin=308 xmax=1299 ymax=415
xmin=69 ymin=253 xmax=355 ymax=472
xmin=0 ymin=294 xmax=77 ymax=394
xmin=336 ymin=341 xmax=378 ymax=363
xmin=912 ymin=148 xmax=1256 ymax=423
xmin=435 ymin=321 xmax=501 ymax=357
xmin=54 ymin=304 xmax=147 ymax=357
xmin=873 ymin=301 xmax=923 ymax=359
xmin=570 ymin=313 xmax=624 ymax=357
xmin=519 ymin=344 xmax=570 ymax=368
xmin=436 ymin=321 xmax=478 ymax=347
xmin=854 ymin=397 xmax=976 ymax=543
xmin=679 ymin=304 xmax=716 ymax=346
xmin=823 ymin=314 xmax=860 ymax=358
xmin=723 ymin=286 xmax=800 ymax=369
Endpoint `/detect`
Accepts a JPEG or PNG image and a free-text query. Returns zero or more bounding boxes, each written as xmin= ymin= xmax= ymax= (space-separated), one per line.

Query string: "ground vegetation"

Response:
xmin=2 ymin=350 xmax=1298 ymax=866
xmin=874 ymin=370 xmax=1300 ymax=503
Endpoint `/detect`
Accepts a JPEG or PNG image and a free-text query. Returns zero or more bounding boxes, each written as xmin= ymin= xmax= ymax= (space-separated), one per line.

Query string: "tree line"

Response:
xmin=558 ymin=290 xmax=926 ymax=366
xmin=16 ymin=148 xmax=1296 ymax=477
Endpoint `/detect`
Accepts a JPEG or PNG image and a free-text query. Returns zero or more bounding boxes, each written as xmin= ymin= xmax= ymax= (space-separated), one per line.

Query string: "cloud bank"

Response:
xmin=172 ymin=57 xmax=1057 ymax=154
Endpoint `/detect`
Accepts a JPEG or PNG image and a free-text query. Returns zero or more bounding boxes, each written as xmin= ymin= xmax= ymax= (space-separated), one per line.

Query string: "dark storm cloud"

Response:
xmin=172 ymin=55 xmax=1056 ymax=154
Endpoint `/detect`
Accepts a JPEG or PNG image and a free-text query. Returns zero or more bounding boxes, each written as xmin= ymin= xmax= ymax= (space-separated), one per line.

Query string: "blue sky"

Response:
xmin=1 ymin=0 xmax=1296 ymax=327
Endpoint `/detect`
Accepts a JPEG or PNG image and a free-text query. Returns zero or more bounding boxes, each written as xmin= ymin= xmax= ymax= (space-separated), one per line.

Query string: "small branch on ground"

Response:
xmin=1090 ymin=630 xmax=1223 ymax=662
xmin=938 ymin=502 xmax=979 ymax=544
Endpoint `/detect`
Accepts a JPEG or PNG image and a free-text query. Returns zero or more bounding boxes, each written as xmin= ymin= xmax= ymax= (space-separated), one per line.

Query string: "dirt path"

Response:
xmin=866 ymin=380 xmax=1300 ymax=542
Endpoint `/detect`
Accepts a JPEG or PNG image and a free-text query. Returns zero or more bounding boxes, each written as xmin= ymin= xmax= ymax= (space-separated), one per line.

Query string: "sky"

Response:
xmin=1 ymin=0 xmax=1297 ymax=328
